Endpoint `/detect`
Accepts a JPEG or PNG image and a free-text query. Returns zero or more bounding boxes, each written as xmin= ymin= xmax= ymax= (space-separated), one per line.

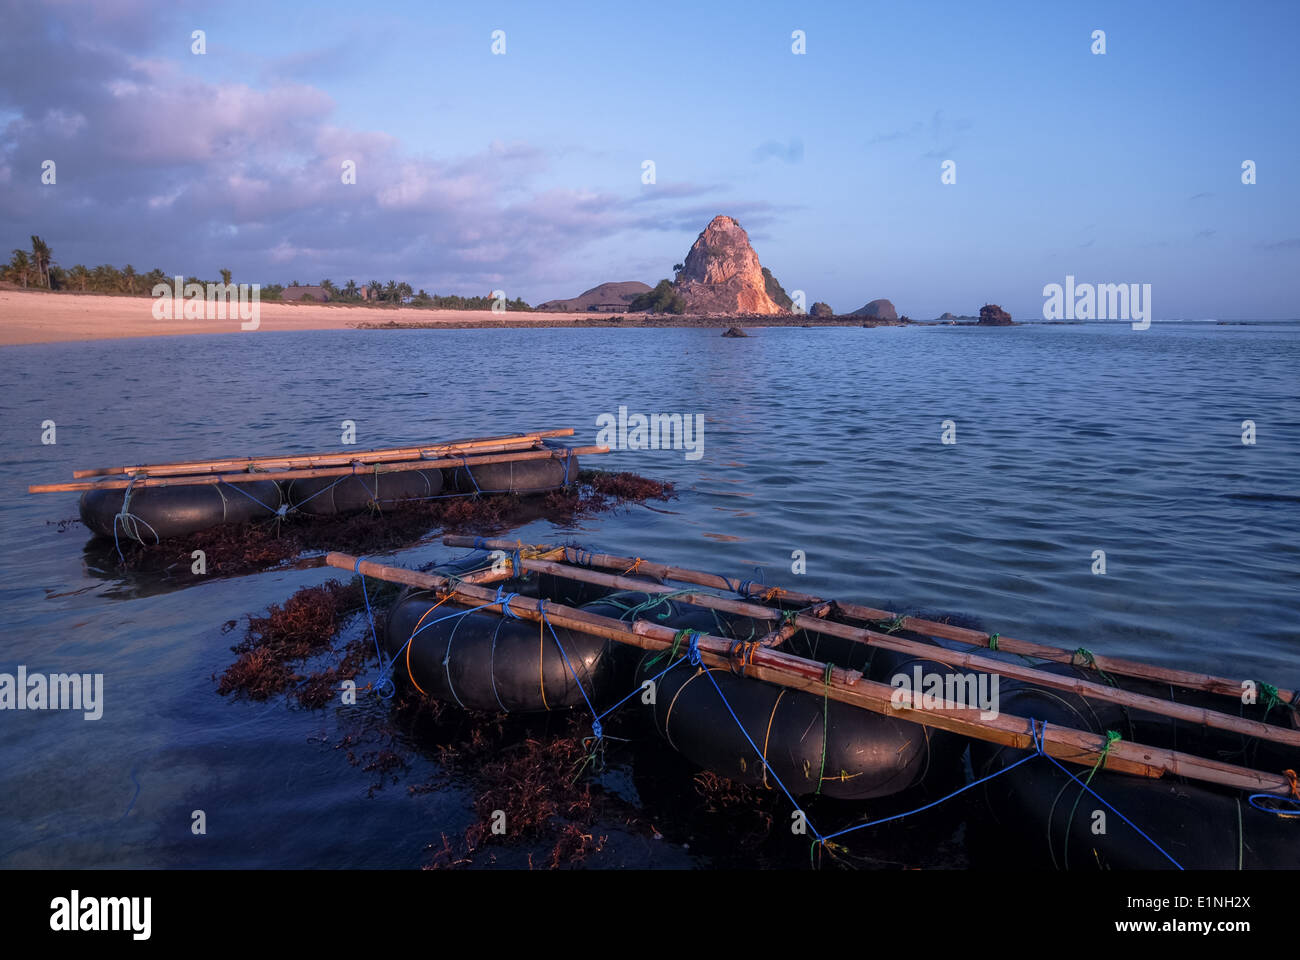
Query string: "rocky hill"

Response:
xmin=671 ymin=216 xmax=785 ymax=315
xmin=848 ymin=298 xmax=898 ymax=320
xmin=536 ymin=280 xmax=651 ymax=312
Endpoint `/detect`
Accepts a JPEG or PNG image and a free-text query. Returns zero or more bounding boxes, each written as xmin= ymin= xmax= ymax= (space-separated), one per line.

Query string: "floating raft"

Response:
xmin=30 ymin=429 xmax=606 ymax=544
xmin=326 ymin=537 xmax=1300 ymax=869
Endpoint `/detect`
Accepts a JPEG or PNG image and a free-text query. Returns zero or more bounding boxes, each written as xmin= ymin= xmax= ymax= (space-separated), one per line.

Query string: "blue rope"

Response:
xmin=353 ymin=555 xmax=495 ymax=699
xmin=593 ymin=649 xmax=690 ymax=727
xmin=736 ymin=567 xmax=765 ymax=598
xmin=460 ymin=455 xmax=482 ymax=496
xmin=349 ymin=551 xmax=1189 ymax=870
xmin=538 ymin=601 xmax=600 ymax=736
xmin=1246 ymin=793 xmax=1300 ymax=817
xmin=494 ymin=587 xmax=519 ymax=619
xmin=822 ymin=749 xmax=1042 ymax=841
xmin=1028 ymin=719 xmax=1184 ymax=870
xmin=566 ymin=546 xmax=594 ymax=566
xmin=696 ymin=663 xmax=824 ymax=844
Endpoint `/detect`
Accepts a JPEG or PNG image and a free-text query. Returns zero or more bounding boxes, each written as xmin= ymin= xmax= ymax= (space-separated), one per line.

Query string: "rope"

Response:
xmin=1027 ymin=720 xmax=1183 ymax=869
xmin=987 ymin=632 xmax=999 ymax=651
xmin=112 ymin=473 xmax=160 ymax=560
xmin=1072 ymin=647 xmax=1117 ymax=686
xmin=816 ymin=663 xmax=831 ymax=795
xmin=459 ymin=455 xmax=482 ymax=496
xmin=1247 ymin=768 xmax=1300 ymax=817
xmin=1260 ymin=682 xmax=1298 ymax=720
xmin=494 ymin=586 xmax=519 ymax=620
xmin=344 ymin=548 xmax=1196 ymax=870
xmin=1062 ymin=729 xmax=1122 ymax=868
xmin=643 ymin=628 xmax=691 ymax=670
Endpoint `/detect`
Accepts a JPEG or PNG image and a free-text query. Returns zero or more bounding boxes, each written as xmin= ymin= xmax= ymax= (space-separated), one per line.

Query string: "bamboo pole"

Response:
xmin=497 ymin=552 xmax=1300 ymax=750
xmin=447 ymin=536 xmax=1294 ymax=705
xmin=327 ymin=551 xmax=1293 ymax=795
xmin=68 ymin=429 xmax=574 ymax=479
xmin=30 ymin=446 xmax=606 ymax=494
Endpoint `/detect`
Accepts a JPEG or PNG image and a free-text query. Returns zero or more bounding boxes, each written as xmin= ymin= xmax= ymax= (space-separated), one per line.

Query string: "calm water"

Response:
xmin=1 ymin=323 xmax=1298 ymax=867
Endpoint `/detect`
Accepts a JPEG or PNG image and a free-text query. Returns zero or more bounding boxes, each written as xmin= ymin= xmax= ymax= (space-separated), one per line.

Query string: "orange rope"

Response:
xmin=761 ymin=690 xmax=785 ymax=789
xmin=623 ymin=557 xmax=644 ymax=576
xmin=405 ymin=594 xmax=453 ymax=695
xmin=1286 ymin=769 xmax=1299 ymax=800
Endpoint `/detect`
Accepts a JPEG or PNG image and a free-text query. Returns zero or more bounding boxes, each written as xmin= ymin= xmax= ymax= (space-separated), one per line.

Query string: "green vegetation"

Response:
xmin=3 ymin=236 xmax=535 ymax=309
xmin=627 ymin=279 xmax=685 ymax=314
xmin=761 ymin=267 xmax=793 ymax=310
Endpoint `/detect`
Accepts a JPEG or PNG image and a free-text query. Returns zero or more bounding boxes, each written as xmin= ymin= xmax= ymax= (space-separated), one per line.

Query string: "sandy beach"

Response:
xmin=0 ymin=289 xmax=594 ymax=346
xmin=0 ymin=288 xmax=899 ymax=346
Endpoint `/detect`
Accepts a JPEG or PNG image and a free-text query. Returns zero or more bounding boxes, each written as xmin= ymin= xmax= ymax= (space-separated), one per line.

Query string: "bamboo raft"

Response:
xmin=29 ymin=429 xmax=610 ymax=546
xmin=326 ymin=537 xmax=1299 ymax=800
xmin=29 ymin=428 xmax=605 ymax=493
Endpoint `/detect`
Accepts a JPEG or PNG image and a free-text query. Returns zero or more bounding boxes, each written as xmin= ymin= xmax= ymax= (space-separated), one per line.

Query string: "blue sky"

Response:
xmin=1 ymin=0 xmax=1297 ymax=317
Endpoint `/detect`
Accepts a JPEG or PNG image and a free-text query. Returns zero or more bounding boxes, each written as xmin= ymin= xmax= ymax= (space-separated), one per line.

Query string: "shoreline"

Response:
xmin=0 ymin=288 xmax=912 ymax=345
xmin=8 ymin=289 xmax=1277 ymax=347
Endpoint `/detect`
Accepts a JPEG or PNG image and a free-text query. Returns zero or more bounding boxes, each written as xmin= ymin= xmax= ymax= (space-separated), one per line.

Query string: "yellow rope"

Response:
xmin=538 ymin=615 xmax=550 ymax=711
xmin=761 ymin=690 xmax=786 ymax=789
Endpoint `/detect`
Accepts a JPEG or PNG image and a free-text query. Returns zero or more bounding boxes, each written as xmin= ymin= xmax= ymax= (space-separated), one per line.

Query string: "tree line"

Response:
xmin=3 ymin=237 xmax=533 ymax=310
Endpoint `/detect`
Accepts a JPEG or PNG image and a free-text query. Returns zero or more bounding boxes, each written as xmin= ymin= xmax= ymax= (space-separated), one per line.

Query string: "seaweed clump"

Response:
xmin=216 ymin=578 xmax=376 ymax=706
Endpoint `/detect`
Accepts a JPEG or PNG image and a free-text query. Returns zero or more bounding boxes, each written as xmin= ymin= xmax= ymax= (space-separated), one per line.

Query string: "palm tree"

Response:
xmin=92 ymin=264 xmax=116 ymax=292
xmin=320 ymin=278 xmax=337 ymax=298
xmin=367 ymin=280 xmax=382 ymax=301
xmin=8 ymin=250 xmax=32 ymax=287
xmin=384 ymin=280 xmax=399 ymax=302
xmin=343 ymin=279 xmax=358 ymax=300
xmin=29 ymin=236 xmax=52 ymax=288
xmin=219 ymin=268 xmax=232 ymax=285
xmin=122 ymin=264 xmax=138 ymax=294
xmin=69 ymin=264 xmax=90 ymax=292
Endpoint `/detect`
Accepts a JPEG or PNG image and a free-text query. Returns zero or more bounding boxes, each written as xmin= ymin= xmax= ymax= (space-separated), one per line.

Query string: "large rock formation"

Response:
xmin=978 ymin=303 xmax=1014 ymax=325
xmin=536 ymin=281 xmax=651 ymax=312
xmin=672 ymin=216 xmax=785 ymax=315
xmin=810 ymin=301 xmax=834 ymax=318
xmin=849 ymin=298 xmax=898 ymax=320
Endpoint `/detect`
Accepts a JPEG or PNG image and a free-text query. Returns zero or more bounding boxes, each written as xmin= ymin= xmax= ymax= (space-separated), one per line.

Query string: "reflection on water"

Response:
xmin=1 ymin=323 xmax=1298 ymax=866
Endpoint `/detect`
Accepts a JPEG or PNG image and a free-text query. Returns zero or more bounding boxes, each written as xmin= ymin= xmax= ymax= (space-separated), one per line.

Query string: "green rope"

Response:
xmin=816 ymin=663 xmax=831 ymax=795
xmin=876 ymin=615 xmax=907 ymax=634
xmin=602 ymin=589 xmax=703 ymax=624
xmin=1235 ymin=797 xmax=1243 ymax=870
xmin=1063 ymin=729 xmax=1122 ymax=869
xmin=988 ymin=632 xmax=999 ymax=651
xmin=644 ymin=628 xmax=692 ymax=670
xmin=1073 ymin=647 xmax=1117 ymax=686
xmin=1259 ymin=682 xmax=1298 ymax=720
